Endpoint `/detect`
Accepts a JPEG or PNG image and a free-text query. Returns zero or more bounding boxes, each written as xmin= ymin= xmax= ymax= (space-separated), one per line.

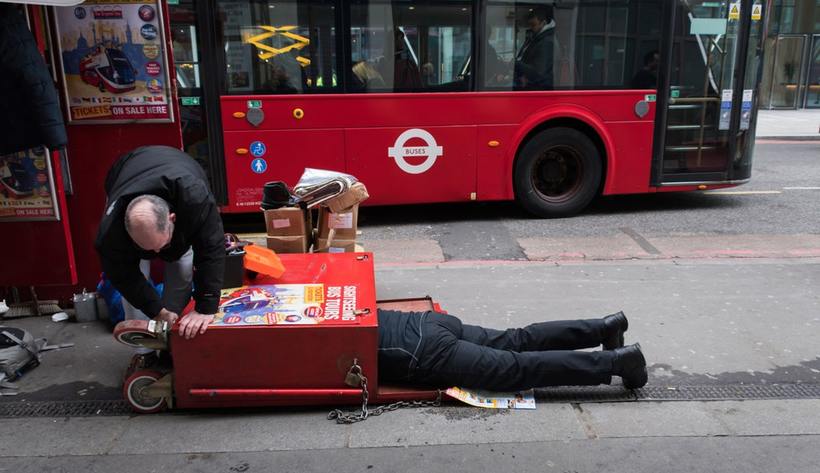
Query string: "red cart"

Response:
xmin=114 ymin=252 xmax=442 ymax=413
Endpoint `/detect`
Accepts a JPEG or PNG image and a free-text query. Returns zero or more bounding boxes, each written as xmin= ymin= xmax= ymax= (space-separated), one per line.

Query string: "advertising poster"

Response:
xmin=212 ymin=284 xmax=363 ymax=326
xmin=54 ymin=0 xmax=173 ymax=123
xmin=446 ymin=387 xmax=537 ymax=410
xmin=0 ymin=147 xmax=59 ymax=221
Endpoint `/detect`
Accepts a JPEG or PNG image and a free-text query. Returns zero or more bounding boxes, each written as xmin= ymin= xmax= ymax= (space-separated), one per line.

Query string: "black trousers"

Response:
xmin=395 ymin=312 xmax=616 ymax=391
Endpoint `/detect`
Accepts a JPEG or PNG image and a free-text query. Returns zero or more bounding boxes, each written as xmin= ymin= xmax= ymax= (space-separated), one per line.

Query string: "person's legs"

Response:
xmin=412 ymin=313 xmax=616 ymax=391
xmin=161 ymin=247 xmax=194 ymax=315
xmin=460 ymin=319 xmax=608 ymax=352
xmin=121 ymin=259 xmax=153 ymax=355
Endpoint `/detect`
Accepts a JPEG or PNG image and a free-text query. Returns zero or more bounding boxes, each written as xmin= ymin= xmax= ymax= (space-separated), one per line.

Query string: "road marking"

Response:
xmin=706 ymin=190 xmax=782 ymax=195
xmin=783 ymin=187 xmax=820 ymax=190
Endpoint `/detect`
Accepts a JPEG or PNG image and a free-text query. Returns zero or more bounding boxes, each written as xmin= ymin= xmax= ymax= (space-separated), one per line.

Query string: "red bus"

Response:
xmin=169 ymin=0 xmax=767 ymax=217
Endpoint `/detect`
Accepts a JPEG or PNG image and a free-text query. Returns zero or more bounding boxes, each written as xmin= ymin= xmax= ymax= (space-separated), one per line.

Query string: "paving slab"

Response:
xmin=704 ymin=399 xmax=820 ymax=436
xmin=648 ymin=234 xmax=820 ymax=259
xmin=347 ymin=404 xmax=586 ymax=448
xmin=109 ymin=410 xmax=348 ymax=454
xmin=518 ymin=233 xmax=650 ymax=260
xmin=0 ymin=417 xmax=128 ymax=457
xmin=362 ymin=238 xmax=445 ymax=264
xmin=581 ymin=401 xmax=729 ymax=438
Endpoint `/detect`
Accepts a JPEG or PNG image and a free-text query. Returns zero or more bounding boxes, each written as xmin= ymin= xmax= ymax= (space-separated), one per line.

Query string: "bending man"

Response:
xmin=96 ymin=146 xmax=225 ymax=368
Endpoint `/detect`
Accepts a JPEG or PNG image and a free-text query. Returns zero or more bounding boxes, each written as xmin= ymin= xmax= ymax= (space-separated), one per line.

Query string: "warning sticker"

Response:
xmin=752 ymin=3 xmax=762 ymax=21
xmin=729 ymin=2 xmax=740 ymax=20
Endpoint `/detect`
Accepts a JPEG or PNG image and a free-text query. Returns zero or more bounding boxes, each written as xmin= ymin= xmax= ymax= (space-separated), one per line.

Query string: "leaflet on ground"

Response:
xmin=446 ymin=387 xmax=536 ymax=409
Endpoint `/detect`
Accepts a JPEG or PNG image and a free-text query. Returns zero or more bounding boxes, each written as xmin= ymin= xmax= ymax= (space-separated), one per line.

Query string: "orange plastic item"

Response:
xmin=243 ymin=245 xmax=286 ymax=278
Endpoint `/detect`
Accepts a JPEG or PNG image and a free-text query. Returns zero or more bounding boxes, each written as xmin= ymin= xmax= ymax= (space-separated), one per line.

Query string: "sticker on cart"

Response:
xmin=250 ymin=141 xmax=266 ymax=157
xmin=251 ymin=158 xmax=267 ymax=174
xmin=211 ymin=284 xmax=361 ymax=325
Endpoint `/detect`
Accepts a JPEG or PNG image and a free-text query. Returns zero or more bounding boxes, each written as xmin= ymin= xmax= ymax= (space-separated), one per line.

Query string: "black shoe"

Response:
xmin=602 ymin=311 xmax=628 ymax=350
xmin=613 ymin=343 xmax=647 ymax=389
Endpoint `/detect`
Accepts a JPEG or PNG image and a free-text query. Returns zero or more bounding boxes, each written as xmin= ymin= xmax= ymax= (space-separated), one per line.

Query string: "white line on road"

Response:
xmin=706 ymin=190 xmax=782 ymax=195
xmin=783 ymin=187 xmax=820 ymax=190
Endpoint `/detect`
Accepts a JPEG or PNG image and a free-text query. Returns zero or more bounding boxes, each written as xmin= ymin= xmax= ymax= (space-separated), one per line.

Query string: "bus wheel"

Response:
xmin=514 ymin=127 xmax=602 ymax=218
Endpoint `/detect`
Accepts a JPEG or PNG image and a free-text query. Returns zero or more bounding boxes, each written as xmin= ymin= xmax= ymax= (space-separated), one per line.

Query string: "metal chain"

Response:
xmin=328 ymin=363 xmax=442 ymax=424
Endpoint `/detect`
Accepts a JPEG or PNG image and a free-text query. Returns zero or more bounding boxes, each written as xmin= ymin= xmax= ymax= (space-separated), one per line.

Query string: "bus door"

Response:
xmin=213 ymin=0 xmax=346 ymax=211
xmin=652 ymin=0 xmax=765 ymax=186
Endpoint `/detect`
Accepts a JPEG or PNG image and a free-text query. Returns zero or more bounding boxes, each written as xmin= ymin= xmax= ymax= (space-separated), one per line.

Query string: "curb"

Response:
xmin=756 ymin=136 xmax=820 ymax=141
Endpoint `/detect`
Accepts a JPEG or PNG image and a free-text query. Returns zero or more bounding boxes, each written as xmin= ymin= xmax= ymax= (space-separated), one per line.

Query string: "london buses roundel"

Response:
xmin=387 ymin=128 xmax=444 ymax=174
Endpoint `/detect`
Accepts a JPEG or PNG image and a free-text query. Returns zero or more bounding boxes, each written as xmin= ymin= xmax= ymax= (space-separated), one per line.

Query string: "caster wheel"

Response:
xmin=124 ymin=369 xmax=167 ymax=414
xmin=114 ymin=320 xmax=167 ymax=350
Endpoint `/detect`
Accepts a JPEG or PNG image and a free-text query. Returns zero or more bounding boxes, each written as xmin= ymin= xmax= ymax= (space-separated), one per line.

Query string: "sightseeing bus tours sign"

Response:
xmin=54 ymin=0 xmax=173 ymax=123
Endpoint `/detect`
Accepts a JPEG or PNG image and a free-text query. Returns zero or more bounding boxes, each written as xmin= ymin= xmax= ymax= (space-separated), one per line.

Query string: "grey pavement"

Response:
xmin=756 ymin=109 xmax=820 ymax=139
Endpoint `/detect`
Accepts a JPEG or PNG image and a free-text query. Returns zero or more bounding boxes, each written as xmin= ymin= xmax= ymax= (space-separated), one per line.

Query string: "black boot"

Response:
xmin=602 ymin=311 xmax=628 ymax=350
xmin=612 ymin=343 xmax=647 ymax=389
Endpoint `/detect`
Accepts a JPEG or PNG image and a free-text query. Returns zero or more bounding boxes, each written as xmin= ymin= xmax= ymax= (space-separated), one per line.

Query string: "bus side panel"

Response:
xmin=476 ymin=125 xmax=518 ymax=201
xmin=600 ymin=121 xmax=655 ymax=196
xmin=346 ymin=126 xmax=478 ymax=205
xmin=221 ymin=129 xmax=345 ymax=213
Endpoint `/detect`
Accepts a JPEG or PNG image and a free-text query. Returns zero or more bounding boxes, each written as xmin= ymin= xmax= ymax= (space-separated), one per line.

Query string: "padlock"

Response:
xmin=344 ymin=365 xmax=363 ymax=387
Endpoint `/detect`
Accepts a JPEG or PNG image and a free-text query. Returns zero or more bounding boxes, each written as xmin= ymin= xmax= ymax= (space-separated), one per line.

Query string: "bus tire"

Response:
xmin=514 ymin=127 xmax=602 ymax=218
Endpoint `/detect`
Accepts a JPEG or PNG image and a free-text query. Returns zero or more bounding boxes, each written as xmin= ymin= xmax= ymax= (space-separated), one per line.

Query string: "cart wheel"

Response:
xmin=114 ymin=320 xmax=165 ymax=349
xmin=124 ymin=369 xmax=167 ymax=414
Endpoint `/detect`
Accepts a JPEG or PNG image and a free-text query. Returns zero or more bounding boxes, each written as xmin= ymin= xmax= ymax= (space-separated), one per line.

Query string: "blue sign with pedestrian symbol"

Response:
xmin=250 ymin=141 xmax=266 ymax=157
xmin=251 ymin=158 xmax=267 ymax=174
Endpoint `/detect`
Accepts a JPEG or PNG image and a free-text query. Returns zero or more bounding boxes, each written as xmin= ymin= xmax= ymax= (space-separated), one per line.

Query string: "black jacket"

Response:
xmin=514 ymin=23 xmax=556 ymax=89
xmin=0 ymin=4 xmax=67 ymax=155
xmin=95 ymin=146 xmax=225 ymax=317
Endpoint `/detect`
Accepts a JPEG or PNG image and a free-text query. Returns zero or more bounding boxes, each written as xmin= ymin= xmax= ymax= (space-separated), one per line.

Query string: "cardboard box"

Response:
xmin=263 ymin=207 xmax=310 ymax=237
xmin=317 ymin=205 xmax=358 ymax=240
xmin=315 ymin=237 xmax=356 ymax=253
xmin=325 ymin=182 xmax=369 ymax=213
xmin=266 ymin=235 xmax=309 ymax=254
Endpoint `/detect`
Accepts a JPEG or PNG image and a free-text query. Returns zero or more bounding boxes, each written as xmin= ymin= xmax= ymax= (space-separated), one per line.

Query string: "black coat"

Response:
xmin=0 ymin=4 xmax=67 ymax=155
xmin=95 ymin=146 xmax=225 ymax=317
xmin=514 ymin=24 xmax=555 ymax=89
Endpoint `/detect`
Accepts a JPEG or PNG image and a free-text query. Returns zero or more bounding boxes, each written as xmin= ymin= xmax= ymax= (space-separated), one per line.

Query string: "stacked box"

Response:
xmin=264 ymin=207 xmax=311 ymax=253
xmin=315 ymin=205 xmax=358 ymax=253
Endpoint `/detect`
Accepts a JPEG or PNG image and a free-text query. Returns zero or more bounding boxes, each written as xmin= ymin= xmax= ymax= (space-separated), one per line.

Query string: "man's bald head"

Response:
xmin=124 ymin=195 xmax=175 ymax=252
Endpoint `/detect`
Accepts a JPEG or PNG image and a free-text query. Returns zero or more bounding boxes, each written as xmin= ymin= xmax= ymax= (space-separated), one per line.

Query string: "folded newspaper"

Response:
xmin=446 ymin=387 xmax=536 ymax=409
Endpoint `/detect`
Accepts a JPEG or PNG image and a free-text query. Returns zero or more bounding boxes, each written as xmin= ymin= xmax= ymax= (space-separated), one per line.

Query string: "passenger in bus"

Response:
xmin=96 ymin=146 xmax=225 ymax=372
xmin=378 ymin=309 xmax=648 ymax=391
xmin=390 ymin=30 xmax=423 ymax=90
xmin=352 ymin=60 xmax=386 ymax=90
xmin=630 ymin=50 xmax=660 ymax=89
xmin=514 ymin=6 xmax=556 ymax=90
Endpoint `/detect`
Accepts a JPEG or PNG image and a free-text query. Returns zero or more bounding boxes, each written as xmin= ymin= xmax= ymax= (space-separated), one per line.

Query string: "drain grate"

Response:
xmin=0 ymin=399 xmax=132 ymax=418
xmin=2 ymin=384 xmax=820 ymax=418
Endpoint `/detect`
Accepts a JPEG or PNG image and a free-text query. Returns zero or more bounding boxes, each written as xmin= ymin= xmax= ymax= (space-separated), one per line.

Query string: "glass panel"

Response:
xmin=217 ymin=0 xmax=338 ymax=94
xmin=807 ymin=36 xmax=820 ymax=108
xmin=769 ymin=36 xmax=805 ymax=108
xmin=170 ymin=0 xmax=211 ymax=183
xmin=661 ymin=0 xmax=737 ymax=177
xmin=480 ymin=0 xmax=662 ymax=91
xmin=348 ymin=0 xmax=472 ymax=92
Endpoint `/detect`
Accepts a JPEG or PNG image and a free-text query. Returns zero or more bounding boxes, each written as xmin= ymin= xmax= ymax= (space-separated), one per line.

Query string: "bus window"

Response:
xmin=481 ymin=0 xmax=661 ymax=91
xmin=348 ymin=0 xmax=472 ymax=92
xmin=217 ymin=0 xmax=339 ymax=94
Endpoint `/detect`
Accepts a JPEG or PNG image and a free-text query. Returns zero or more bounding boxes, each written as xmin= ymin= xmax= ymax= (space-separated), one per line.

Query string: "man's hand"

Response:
xmin=178 ymin=310 xmax=215 ymax=340
xmin=155 ymin=308 xmax=179 ymax=325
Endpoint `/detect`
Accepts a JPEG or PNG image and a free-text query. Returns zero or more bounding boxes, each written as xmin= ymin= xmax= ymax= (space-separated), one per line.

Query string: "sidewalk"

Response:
xmin=756 ymin=109 xmax=820 ymax=139
xmin=1 ymin=257 xmax=819 ymax=471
